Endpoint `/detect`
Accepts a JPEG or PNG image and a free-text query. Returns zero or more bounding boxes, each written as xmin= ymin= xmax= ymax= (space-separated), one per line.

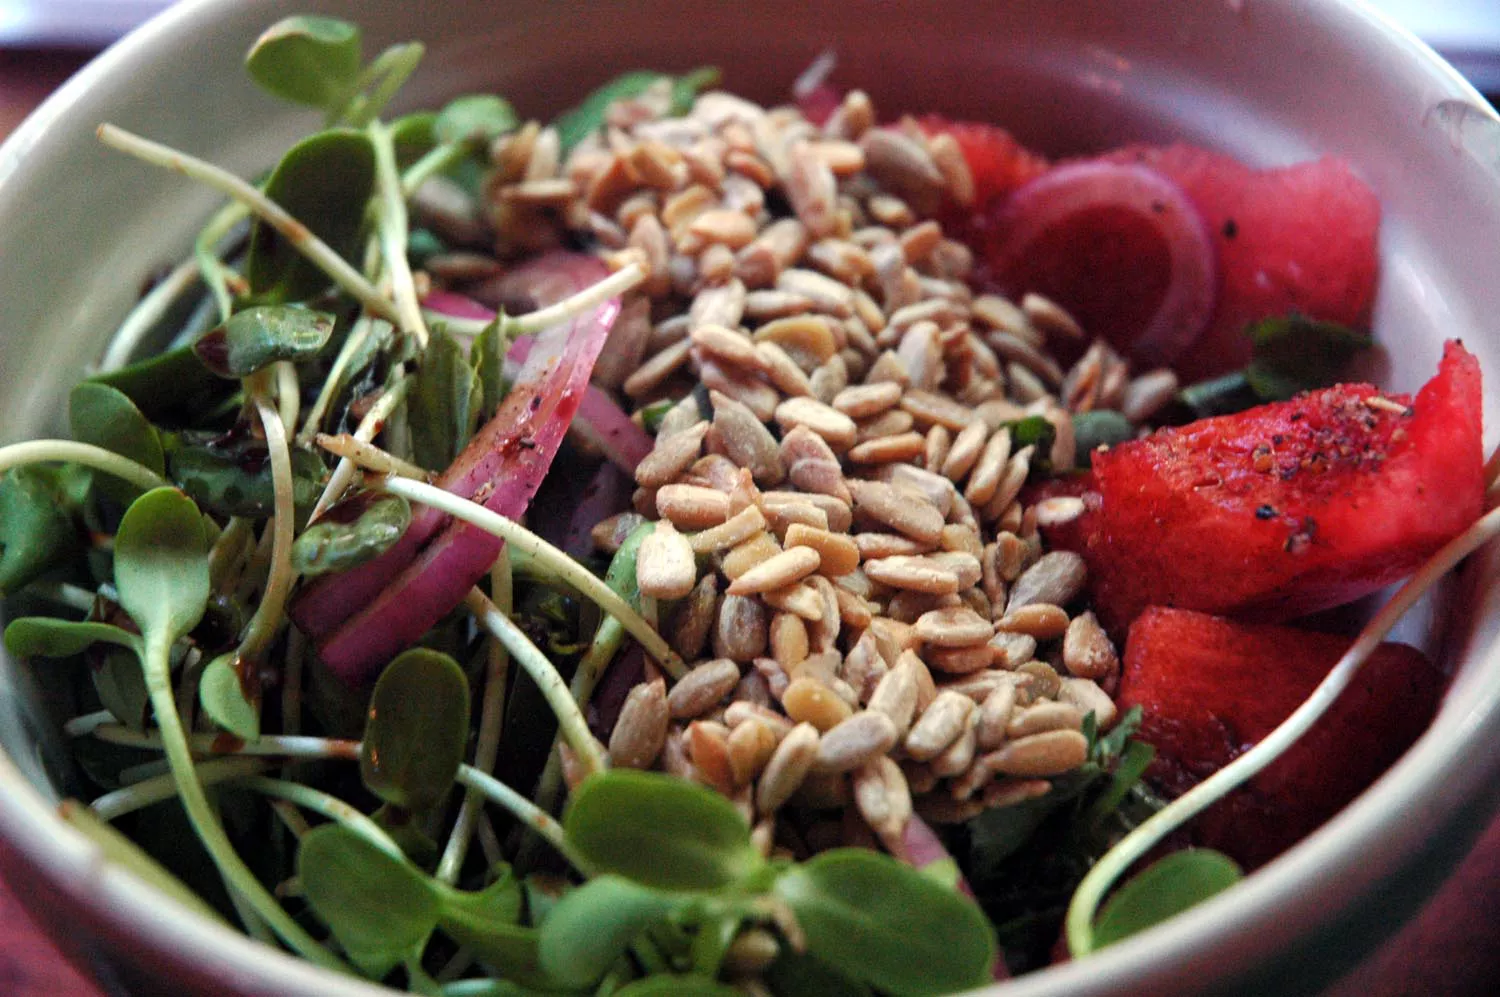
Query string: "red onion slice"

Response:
xmin=989 ymin=161 xmax=1216 ymax=366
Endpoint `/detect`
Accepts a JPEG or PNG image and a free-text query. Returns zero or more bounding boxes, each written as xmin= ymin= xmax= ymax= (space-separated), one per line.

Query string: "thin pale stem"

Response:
xmin=338 ymin=42 xmax=425 ymax=128
xmin=369 ymin=120 xmax=429 ymax=350
xmin=274 ymin=361 xmax=300 ymax=435
xmin=87 ymin=722 xmax=360 ymax=762
xmin=239 ymin=776 xmax=403 ymax=860
xmin=296 ymin=315 xmax=381 ymax=445
xmin=97 ymin=124 xmax=398 ymax=325
xmin=0 ymin=440 xmax=168 ymax=491
xmin=453 ymin=764 xmax=591 ymax=875
xmin=314 ymin=433 xmax=429 ymax=481
xmin=507 ymin=262 xmax=645 ymax=336
xmin=1066 ymin=502 xmax=1500 ymax=956
xmin=101 ymin=256 xmax=201 ymax=371
xmin=463 ymin=587 xmax=607 ymax=777
xmin=378 ymin=474 xmax=684 ymax=676
xmin=208 ymin=517 xmax=254 ymax=592
xmin=308 ymin=375 xmax=411 ymax=520
xmin=27 ymin=581 xmax=97 ymax=613
xmin=235 ymin=389 xmax=296 ymax=666
xmin=401 ymin=140 xmax=468 ymax=197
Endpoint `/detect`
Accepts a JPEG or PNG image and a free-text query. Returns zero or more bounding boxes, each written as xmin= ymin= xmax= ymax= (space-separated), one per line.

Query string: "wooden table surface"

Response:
xmin=3 ymin=42 xmax=1500 ymax=997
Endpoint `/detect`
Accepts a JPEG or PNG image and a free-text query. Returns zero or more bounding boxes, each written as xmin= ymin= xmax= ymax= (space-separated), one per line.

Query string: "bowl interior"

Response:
xmin=2 ymin=2 xmax=1499 ymax=996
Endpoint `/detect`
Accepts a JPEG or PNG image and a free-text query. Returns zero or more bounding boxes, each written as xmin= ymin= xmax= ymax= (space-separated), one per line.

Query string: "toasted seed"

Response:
xmin=657 ymin=483 xmax=731 ymax=529
xmin=864 ymin=555 xmax=961 ymax=595
xmin=896 ymin=320 xmax=943 ymax=391
xmin=1034 ymin=496 xmax=1087 ymax=527
xmin=988 ymin=330 xmax=1065 ymax=387
xmin=833 ymin=381 xmax=903 ymax=419
xmin=727 ymin=717 xmax=780 ymax=786
xmin=902 ymin=390 xmax=976 ymax=432
xmin=687 ymin=720 xmax=736 ymax=793
xmin=1122 ymin=368 xmax=1180 ymax=423
xmin=623 ymin=336 xmax=692 ymax=399
xmin=1021 ymin=291 xmax=1085 ymax=340
xmin=709 ymin=391 xmax=784 ymax=485
xmin=1008 ymin=551 xmax=1088 ymax=612
xmin=1006 ymin=701 xmax=1085 ymax=739
xmin=670 ymin=574 xmax=719 ymax=660
xmin=774 ymin=397 xmax=859 ymax=451
xmin=690 ymin=208 xmax=758 ymax=248
xmin=846 ymin=479 xmax=945 ymax=543
xmin=881 ymin=464 xmax=956 ymax=514
xmin=756 ymin=341 xmax=816 ymax=397
xmin=984 ymin=728 xmax=1088 ymax=777
xmin=689 ymin=504 xmax=769 ymax=555
xmin=861 ymin=128 xmax=944 ymax=205
xmin=637 ymin=521 xmax=698 ymax=599
xmin=1016 ymin=660 xmax=1063 ymax=702
xmin=854 ymin=532 xmax=931 ymax=560
xmin=694 ymin=323 xmax=764 ymax=372
xmin=787 ymin=458 xmax=849 ymax=507
xmin=927 ymin=551 xmax=983 ymax=591
xmin=996 ymin=603 xmax=1070 ymax=641
xmin=924 ymin=423 xmax=952 ymax=469
xmin=713 ymin=593 xmax=769 ymax=662
xmin=781 ymin=676 xmax=852 ymax=732
xmin=899 ymin=219 xmax=943 ymax=263
xmin=983 ymin=778 xmax=1053 ymax=809
xmin=726 ymin=700 xmax=795 ymax=739
xmin=770 ymin=612 xmax=810 ymax=668
xmin=835 ymin=587 xmax=874 ymax=630
xmin=867 ymin=656 xmax=920 ymax=737
xmin=764 ymin=490 xmax=853 ymax=533
xmin=720 ymin=531 xmax=781 ymax=580
xmin=912 ymin=606 xmax=992 ymax=648
xmin=1059 ymin=677 xmax=1118 ymax=729
xmin=668 ymin=659 xmax=743 ymax=719
xmin=847 ymin=432 xmax=926 ymax=465
xmin=782 ymin=524 xmax=858 ymax=578
xmin=777 ymin=268 xmax=856 ymax=317
xmin=762 ymin=581 xmax=826 ymax=621
xmin=940 ymin=420 xmax=989 ymax=482
xmin=853 ymin=754 xmax=912 ymax=847
xmin=591 ymin=511 xmax=646 ymax=554
xmin=976 ymin=683 xmax=1017 ymax=750
xmin=1061 ymin=611 xmax=1119 ymax=681
xmin=810 ymin=354 xmax=850 ymax=404
xmin=930 ymin=718 xmax=978 ymax=778
xmin=728 ymin=546 xmax=821 ymax=596
xmin=856 ymin=408 xmax=917 ymax=443
xmin=814 ymin=710 xmax=899 ymax=773
xmin=753 ymin=314 xmax=839 ymax=370
xmin=904 ymin=690 xmax=974 ymax=761
xmin=757 ymin=722 xmax=821 ymax=812
xmin=762 ymin=499 xmax=829 ymax=537
xmin=635 ymin=422 xmax=709 ymax=488
xmin=786 ymin=142 xmax=839 ymax=238
xmin=988 ymin=630 xmax=1039 ymax=669
xmin=964 ymin=427 xmax=1014 ymax=506
xmin=940 ymin=523 xmax=984 ymax=560
xmin=926 ymin=644 xmax=995 ymax=675
xmin=609 ymin=679 xmax=669 ymax=769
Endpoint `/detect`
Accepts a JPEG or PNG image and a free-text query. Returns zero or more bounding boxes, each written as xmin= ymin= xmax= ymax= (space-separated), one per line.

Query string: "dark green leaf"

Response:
xmin=198 ymin=652 xmax=260 ymax=739
xmin=1092 ymin=849 xmax=1243 ymax=950
xmin=166 ymin=437 xmax=325 ymax=520
xmin=3 ymin=617 xmax=138 ymax=658
xmin=605 ymin=521 xmax=655 ymax=609
xmin=470 ymin=320 xmax=507 ymax=422
xmin=435 ymin=873 xmax=553 ymax=988
xmin=554 ymin=68 xmax=719 ymax=152
xmin=391 ymin=112 xmax=439 ymax=170
xmin=1080 ymin=739 xmax=1156 ymax=829
xmin=1178 ymin=370 xmax=1260 ymax=419
xmin=193 ymin=306 xmax=336 ymax=379
xmin=69 ymin=382 xmax=165 ymax=501
xmin=772 ymin=849 xmax=995 ymax=996
xmin=612 ymin=976 xmax=740 ymax=997
xmin=293 ymin=491 xmax=411 ymax=576
xmin=1006 ymin=415 xmax=1057 ymax=460
xmin=297 ymin=824 xmax=439 ymax=978
xmin=92 ymin=645 xmax=150 ymax=730
xmin=360 ymin=648 xmax=471 ymax=812
xmin=1071 ymin=410 xmax=1135 ymax=467
xmin=435 ymin=869 xmax=523 ymax=928
xmin=113 ymin=488 xmax=210 ymax=646
xmin=88 ymin=345 xmax=237 ymax=427
xmin=638 ymin=399 xmax=675 ymax=434
xmin=537 ymin=876 xmax=681 ymax=989
xmin=410 ymin=328 xmax=482 ymax=470
xmin=764 ymin=950 xmax=873 ymax=997
xmin=434 ymin=95 xmax=519 ymax=147
xmin=246 ymin=129 xmax=375 ymax=303
xmin=1245 ymin=315 xmax=1373 ymax=401
xmin=245 ymin=15 xmax=362 ymax=110
xmin=563 ymin=770 xmax=761 ymax=893
xmin=0 ymin=467 xmax=82 ymax=595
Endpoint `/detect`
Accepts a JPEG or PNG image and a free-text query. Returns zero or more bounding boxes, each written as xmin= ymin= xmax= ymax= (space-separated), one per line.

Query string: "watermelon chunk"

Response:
xmin=1105 ymin=145 xmax=1382 ymax=380
xmin=1041 ymin=341 xmax=1484 ymax=632
xmin=1118 ymin=607 xmax=1445 ymax=869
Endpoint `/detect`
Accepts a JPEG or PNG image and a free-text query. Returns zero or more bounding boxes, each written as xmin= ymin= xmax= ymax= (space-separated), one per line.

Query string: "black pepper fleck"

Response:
xmin=1223 ymin=218 xmax=1238 ymax=239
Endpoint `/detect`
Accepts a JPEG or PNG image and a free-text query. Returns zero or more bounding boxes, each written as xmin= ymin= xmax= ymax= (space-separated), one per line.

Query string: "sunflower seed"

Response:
xmin=668 ymin=659 xmax=743 ymax=719
xmin=713 ymin=593 xmax=769 ymax=662
xmin=756 ymin=722 xmax=820 ymax=813
xmin=609 ymin=679 xmax=669 ymax=769
xmin=636 ymin=520 xmax=698 ymax=600
xmin=983 ymin=728 xmax=1088 ymax=777
xmin=1005 ymin=701 xmax=1084 ymax=739
xmin=904 ymin=690 xmax=974 ymax=761
xmin=853 ymin=755 xmax=912 ymax=848
xmin=814 ymin=710 xmax=899 ymax=773
xmin=1007 ymin=551 xmax=1087 ymax=611
xmin=976 ymin=682 xmax=1017 ymax=750
xmin=1061 ymin=611 xmax=1119 ymax=681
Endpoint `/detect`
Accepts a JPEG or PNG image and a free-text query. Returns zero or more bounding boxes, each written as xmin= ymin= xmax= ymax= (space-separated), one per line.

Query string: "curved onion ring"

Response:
xmin=990 ymin=161 xmax=1216 ymax=366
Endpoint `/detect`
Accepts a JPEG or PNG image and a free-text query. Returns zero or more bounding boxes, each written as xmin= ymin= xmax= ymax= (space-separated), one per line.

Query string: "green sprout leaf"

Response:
xmin=1090 ymin=848 xmax=1243 ymax=950
xmin=409 ymin=327 xmax=482 ymax=470
xmin=537 ymin=875 xmax=682 ymax=989
xmin=246 ymin=129 xmax=376 ymax=304
xmin=245 ymin=15 xmax=362 ymax=111
xmin=612 ymin=976 xmax=741 ymax=997
xmin=764 ymin=951 xmax=873 ymax=997
xmin=1070 ymin=409 xmax=1135 ymax=467
xmin=166 ymin=436 xmax=325 ymax=520
xmin=198 ymin=652 xmax=260 ymax=739
xmin=772 ymin=849 xmax=996 ymax=996
xmin=297 ymin=823 xmax=439 ymax=978
xmin=1006 ymin=415 xmax=1057 ymax=463
xmin=391 ymin=111 xmax=438 ymax=169
xmin=563 ymin=770 xmax=761 ymax=893
xmin=113 ymin=488 xmax=210 ymax=646
xmin=3 ymin=617 xmax=139 ymax=658
xmin=0 ymin=466 xmax=83 ymax=595
xmin=1177 ymin=370 xmax=1261 ymax=420
xmin=92 ymin=646 xmax=151 ymax=730
xmin=434 ymin=95 xmax=519 ymax=147
xmin=69 ymin=382 xmax=165 ymax=501
xmin=192 ymin=305 xmax=336 ymax=379
xmin=470 ymin=320 xmax=507 ymax=421
xmin=88 ymin=345 xmax=238 ymax=427
xmin=1245 ymin=315 xmax=1374 ymax=402
xmin=554 ymin=68 xmax=720 ymax=153
xmin=292 ymin=491 xmax=410 ymax=576
xmin=360 ymin=648 xmax=471 ymax=812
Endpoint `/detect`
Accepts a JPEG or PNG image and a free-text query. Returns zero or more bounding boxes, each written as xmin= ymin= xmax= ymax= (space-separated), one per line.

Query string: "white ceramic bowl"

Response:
xmin=3 ymin=2 xmax=1499 ymax=994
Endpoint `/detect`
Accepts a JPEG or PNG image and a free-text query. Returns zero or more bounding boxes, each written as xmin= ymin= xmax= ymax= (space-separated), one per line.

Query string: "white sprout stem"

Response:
xmin=453 ymin=764 xmax=590 ymax=875
xmin=234 ymin=524 xmax=276 ymax=605
xmin=437 ymin=557 xmax=513 ymax=884
xmin=100 ymin=256 xmax=201 ymax=372
xmin=274 ymin=361 xmax=300 ymax=436
xmin=463 ymin=587 xmax=608 ymax=778
xmin=379 ymin=474 xmax=684 ymax=677
xmin=96 ymin=124 xmax=399 ymax=326
xmin=239 ymin=776 xmax=404 ymax=861
xmin=64 ymin=710 xmax=121 ymax=738
xmin=314 ymin=433 xmax=429 ymax=481
xmin=505 ymin=262 xmax=646 ymax=337
xmin=369 ymin=119 xmax=430 ymax=350
xmin=208 ymin=517 xmax=254 ymax=593
xmin=0 ymin=440 xmax=168 ymax=492
xmin=235 ymin=389 xmax=296 ymax=665
xmin=193 ymin=201 xmax=251 ymax=324
xmin=27 ymin=581 xmax=98 ymax=613
xmin=308 ymin=375 xmax=411 ymax=521
xmin=87 ymin=722 xmax=360 ymax=762
xmin=296 ymin=314 xmax=380 ymax=445
xmin=1065 ymin=502 xmax=1500 ymax=956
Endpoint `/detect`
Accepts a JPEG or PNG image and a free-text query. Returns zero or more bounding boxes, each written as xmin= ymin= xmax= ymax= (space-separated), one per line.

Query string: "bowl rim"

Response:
xmin=1 ymin=1 xmax=1498 ymax=996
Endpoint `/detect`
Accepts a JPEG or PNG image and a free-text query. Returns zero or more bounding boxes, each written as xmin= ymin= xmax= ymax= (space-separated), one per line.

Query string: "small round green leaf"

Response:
xmin=292 ymin=492 xmax=410 ymax=576
xmin=245 ymin=15 xmax=362 ymax=110
xmin=69 ymin=382 xmax=165 ymax=499
xmin=613 ymin=976 xmax=740 ymax=997
xmin=1091 ymin=848 xmax=1243 ymax=950
xmin=87 ymin=345 xmax=237 ymax=427
xmin=771 ymin=849 xmax=996 ymax=996
xmin=113 ymin=488 xmax=210 ymax=646
xmin=198 ymin=652 xmax=260 ymax=739
xmin=360 ymin=649 xmax=471 ymax=812
xmin=193 ymin=306 xmax=336 ymax=379
xmin=166 ymin=437 xmax=326 ymax=519
xmin=434 ymin=95 xmax=519 ymax=147
xmin=537 ymin=876 xmax=681 ymax=988
xmin=297 ymin=824 xmax=439 ymax=979
xmin=0 ymin=466 xmax=83 ymax=595
xmin=409 ymin=328 xmax=482 ymax=470
xmin=562 ymin=770 xmax=761 ymax=893
xmin=3 ymin=618 xmax=138 ymax=658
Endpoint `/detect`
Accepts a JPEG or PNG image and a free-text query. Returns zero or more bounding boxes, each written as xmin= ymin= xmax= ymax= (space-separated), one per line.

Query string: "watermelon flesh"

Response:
xmin=1040 ymin=341 xmax=1484 ymax=633
xmin=1118 ymin=607 xmax=1445 ymax=869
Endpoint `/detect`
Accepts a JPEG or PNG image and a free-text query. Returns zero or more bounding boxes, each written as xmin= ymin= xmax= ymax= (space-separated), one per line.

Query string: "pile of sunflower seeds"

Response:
xmin=432 ymin=80 xmax=1191 ymax=858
